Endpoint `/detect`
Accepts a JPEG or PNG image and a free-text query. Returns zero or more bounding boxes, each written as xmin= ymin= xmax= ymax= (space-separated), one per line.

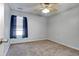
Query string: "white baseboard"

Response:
xmin=10 ymin=38 xmax=48 ymax=44
xmin=48 ymin=39 xmax=79 ymax=51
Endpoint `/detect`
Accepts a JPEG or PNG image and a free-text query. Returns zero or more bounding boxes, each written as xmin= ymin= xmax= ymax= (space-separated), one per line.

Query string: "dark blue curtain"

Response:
xmin=10 ymin=15 xmax=16 ymax=38
xmin=23 ymin=17 xmax=28 ymax=38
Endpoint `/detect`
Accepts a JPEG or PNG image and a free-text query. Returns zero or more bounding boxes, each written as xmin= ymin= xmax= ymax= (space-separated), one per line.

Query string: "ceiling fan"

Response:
xmin=34 ymin=3 xmax=58 ymax=13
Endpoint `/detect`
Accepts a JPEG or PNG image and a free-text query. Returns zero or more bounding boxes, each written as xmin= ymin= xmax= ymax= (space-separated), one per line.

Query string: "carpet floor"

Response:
xmin=7 ymin=40 xmax=79 ymax=56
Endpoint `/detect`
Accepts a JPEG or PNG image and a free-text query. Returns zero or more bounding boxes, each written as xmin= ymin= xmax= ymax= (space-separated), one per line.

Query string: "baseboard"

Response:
xmin=10 ymin=38 xmax=48 ymax=44
xmin=48 ymin=39 xmax=79 ymax=51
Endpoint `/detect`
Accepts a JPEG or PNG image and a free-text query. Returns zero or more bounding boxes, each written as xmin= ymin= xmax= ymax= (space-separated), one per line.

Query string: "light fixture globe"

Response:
xmin=42 ymin=8 xmax=50 ymax=13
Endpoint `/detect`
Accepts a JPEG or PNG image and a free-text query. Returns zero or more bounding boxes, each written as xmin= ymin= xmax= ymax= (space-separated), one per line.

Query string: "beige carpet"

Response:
xmin=7 ymin=40 xmax=79 ymax=56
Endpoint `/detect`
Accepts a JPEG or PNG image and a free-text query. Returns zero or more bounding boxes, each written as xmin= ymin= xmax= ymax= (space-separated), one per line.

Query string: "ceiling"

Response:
xmin=8 ymin=3 xmax=79 ymax=17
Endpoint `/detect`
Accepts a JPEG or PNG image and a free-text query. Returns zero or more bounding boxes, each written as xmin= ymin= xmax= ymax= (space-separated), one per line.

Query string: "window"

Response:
xmin=16 ymin=30 xmax=23 ymax=36
xmin=16 ymin=16 xmax=23 ymax=38
xmin=10 ymin=15 xmax=28 ymax=38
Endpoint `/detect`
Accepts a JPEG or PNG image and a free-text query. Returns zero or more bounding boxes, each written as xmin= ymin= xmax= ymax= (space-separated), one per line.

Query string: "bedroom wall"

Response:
xmin=4 ymin=3 xmax=11 ymax=55
xmin=0 ymin=3 xmax=4 ymax=39
xmin=10 ymin=10 xmax=48 ymax=43
xmin=4 ymin=4 xmax=11 ymax=40
xmin=48 ymin=6 xmax=79 ymax=50
xmin=0 ymin=3 xmax=11 ymax=56
xmin=0 ymin=3 xmax=4 ymax=56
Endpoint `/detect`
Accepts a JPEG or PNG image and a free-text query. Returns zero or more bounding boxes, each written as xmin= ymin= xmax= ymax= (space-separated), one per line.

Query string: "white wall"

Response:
xmin=4 ymin=4 xmax=11 ymax=55
xmin=0 ymin=3 xmax=10 ymax=56
xmin=4 ymin=4 xmax=11 ymax=40
xmin=0 ymin=3 xmax=4 ymax=56
xmin=10 ymin=10 xmax=48 ymax=43
xmin=48 ymin=6 xmax=79 ymax=50
xmin=0 ymin=3 xmax=4 ymax=39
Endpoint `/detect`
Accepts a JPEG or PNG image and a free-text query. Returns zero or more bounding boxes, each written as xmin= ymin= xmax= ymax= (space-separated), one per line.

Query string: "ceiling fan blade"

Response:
xmin=40 ymin=3 xmax=48 ymax=8
xmin=48 ymin=3 xmax=58 ymax=8
xmin=33 ymin=5 xmax=42 ymax=11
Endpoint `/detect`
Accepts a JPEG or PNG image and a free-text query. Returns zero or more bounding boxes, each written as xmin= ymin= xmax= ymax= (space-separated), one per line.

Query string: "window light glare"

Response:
xmin=16 ymin=31 xmax=23 ymax=36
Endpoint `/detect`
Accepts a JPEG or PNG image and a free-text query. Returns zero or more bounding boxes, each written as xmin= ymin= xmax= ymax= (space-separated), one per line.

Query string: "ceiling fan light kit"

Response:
xmin=42 ymin=8 xmax=50 ymax=13
xmin=41 ymin=3 xmax=58 ymax=14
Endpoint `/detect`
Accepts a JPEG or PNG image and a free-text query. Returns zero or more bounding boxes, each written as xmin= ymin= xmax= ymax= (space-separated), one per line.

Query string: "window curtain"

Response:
xmin=23 ymin=17 xmax=28 ymax=38
xmin=10 ymin=15 xmax=28 ymax=38
xmin=10 ymin=15 xmax=16 ymax=38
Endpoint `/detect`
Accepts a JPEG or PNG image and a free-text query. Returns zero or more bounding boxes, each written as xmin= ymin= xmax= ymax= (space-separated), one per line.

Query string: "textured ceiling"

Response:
xmin=8 ymin=3 xmax=79 ymax=17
